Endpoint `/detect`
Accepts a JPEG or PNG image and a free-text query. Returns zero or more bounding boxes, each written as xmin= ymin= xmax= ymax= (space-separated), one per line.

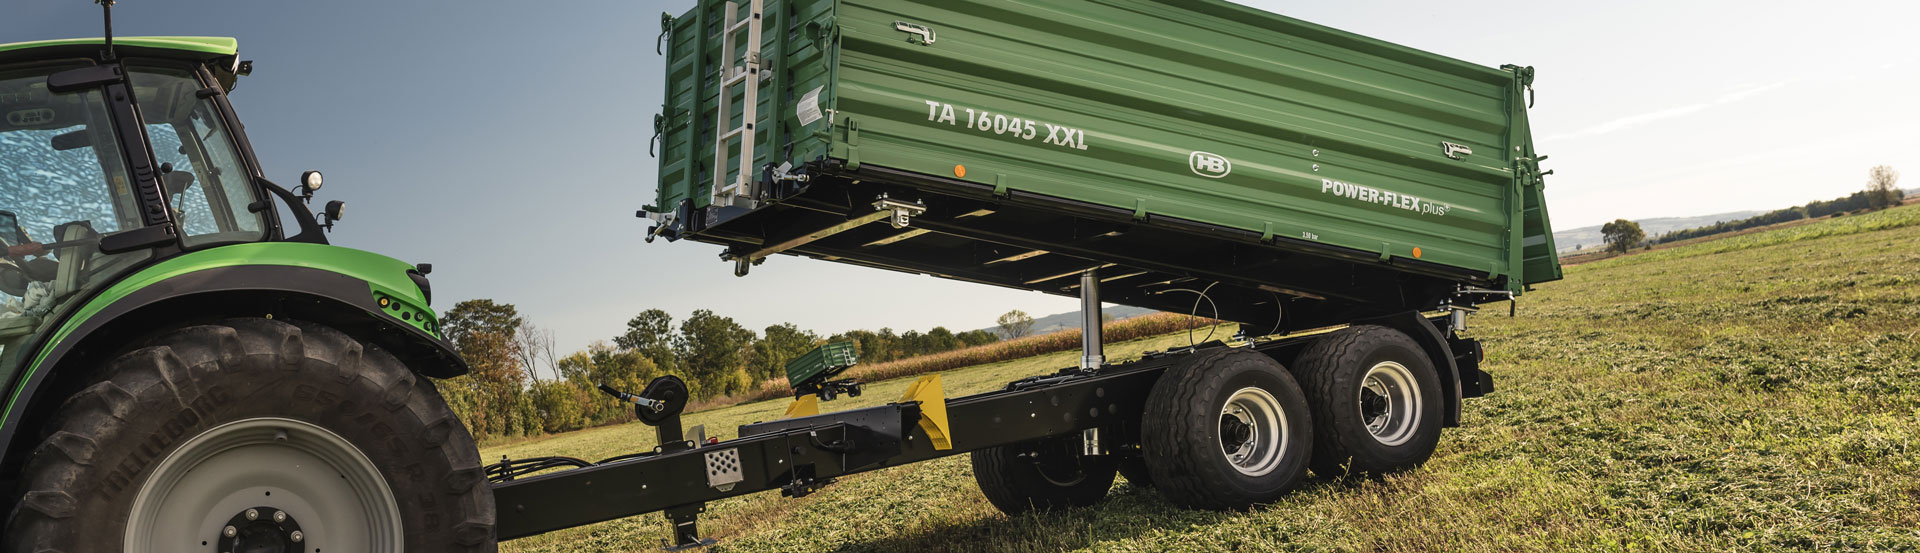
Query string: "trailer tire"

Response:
xmin=1141 ymin=349 xmax=1312 ymax=510
xmin=970 ymin=435 xmax=1116 ymax=515
xmin=1293 ymin=325 xmax=1443 ymax=476
xmin=3 ymin=318 xmax=495 ymax=553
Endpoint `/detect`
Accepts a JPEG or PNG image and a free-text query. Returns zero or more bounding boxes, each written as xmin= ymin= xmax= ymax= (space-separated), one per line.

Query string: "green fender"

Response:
xmin=0 ymin=242 xmax=465 ymax=457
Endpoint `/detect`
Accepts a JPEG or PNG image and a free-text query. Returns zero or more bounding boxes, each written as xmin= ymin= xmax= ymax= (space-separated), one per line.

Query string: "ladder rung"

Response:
xmin=722 ymin=68 xmax=751 ymax=87
xmin=727 ymin=16 xmax=756 ymax=34
xmin=720 ymin=126 xmax=749 ymax=140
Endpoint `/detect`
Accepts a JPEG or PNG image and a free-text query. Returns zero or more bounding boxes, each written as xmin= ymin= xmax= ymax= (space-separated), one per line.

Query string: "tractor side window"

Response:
xmin=126 ymin=65 xmax=264 ymax=247
xmin=147 ymin=125 xmax=219 ymax=236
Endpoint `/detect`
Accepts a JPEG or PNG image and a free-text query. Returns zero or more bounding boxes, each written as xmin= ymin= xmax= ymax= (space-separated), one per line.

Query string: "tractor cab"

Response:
xmin=0 ymin=37 xmax=293 ymax=360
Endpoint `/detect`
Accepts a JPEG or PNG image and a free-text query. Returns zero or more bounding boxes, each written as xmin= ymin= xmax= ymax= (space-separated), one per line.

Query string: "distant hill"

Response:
xmin=978 ymin=304 xmax=1158 ymax=336
xmin=1554 ymin=211 xmax=1762 ymax=253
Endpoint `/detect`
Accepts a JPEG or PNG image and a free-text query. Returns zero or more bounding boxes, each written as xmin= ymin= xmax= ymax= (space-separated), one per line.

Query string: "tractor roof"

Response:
xmin=0 ymin=36 xmax=237 ymax=61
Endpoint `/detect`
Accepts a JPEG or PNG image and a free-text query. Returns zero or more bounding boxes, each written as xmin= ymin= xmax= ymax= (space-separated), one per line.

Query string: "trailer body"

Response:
xmin=650 ymin=0 xmax=1559 ymax=331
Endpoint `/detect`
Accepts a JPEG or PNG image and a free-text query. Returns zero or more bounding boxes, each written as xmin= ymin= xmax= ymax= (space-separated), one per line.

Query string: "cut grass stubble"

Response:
xmin=490 ymin=204 xmax=1920 ymax=552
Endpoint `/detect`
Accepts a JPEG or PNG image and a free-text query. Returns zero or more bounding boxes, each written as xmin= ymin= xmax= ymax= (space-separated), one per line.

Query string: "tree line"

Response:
xmin=432 ymin=301 xmax=1001 ymax=441
xmin=1654 ymin=166 xmax=1903 ymax=245
xmin=1598 ymin=166 xmax=1904 ymax=254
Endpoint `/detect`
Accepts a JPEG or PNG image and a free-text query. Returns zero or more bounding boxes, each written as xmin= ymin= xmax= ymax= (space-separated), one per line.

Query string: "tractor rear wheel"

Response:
xmin=971 ymin=434 xmax=1116 ymax=515
xmin=1140 ymin=348 xmax=1312 ymax=510
xmin=1293 ymin=325 xmax=1444 ymax=476
xmin=2 ymin=318 xmax=495 ymax=552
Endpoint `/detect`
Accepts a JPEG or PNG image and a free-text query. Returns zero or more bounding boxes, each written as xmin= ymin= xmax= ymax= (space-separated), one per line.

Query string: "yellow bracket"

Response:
xmin=783 ymin=395 xmax=820 ymax=419
xmin=899 ymin=374 xmax=952 ymax=450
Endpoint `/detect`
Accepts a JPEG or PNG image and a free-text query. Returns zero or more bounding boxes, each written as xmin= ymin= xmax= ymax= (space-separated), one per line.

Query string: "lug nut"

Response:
xmin=273 ymin=510 xmax=287 ymax=523
xmin=244 ymin=508 xmax=259 ymax=521
xmin=223 ymin=526 xmax=237 ymax=538
xmin=290 ymin=530 xmax=304 ymax=543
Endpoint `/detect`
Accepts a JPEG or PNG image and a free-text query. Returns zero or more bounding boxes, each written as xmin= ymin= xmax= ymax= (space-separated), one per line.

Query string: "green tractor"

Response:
xmin=0 ymin=36 xmax=494 ymax=551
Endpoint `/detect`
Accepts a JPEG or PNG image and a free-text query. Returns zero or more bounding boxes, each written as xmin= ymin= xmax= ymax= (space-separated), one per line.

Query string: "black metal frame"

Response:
xmin=488 ymin=306 xmax=1490 ymax=546
xmin=492 ymin=340 xmax=1215 ymax=542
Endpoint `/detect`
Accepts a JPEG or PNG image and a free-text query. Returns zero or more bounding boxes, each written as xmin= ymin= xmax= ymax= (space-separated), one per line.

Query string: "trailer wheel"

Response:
xmin=970 ymin=435 xmax=1116 ymax=515
xmin=3 ymin=318 xmax=495 ymax=552
xmin=1293 ymin=325 xmax=1443 ymax=476
xmin=1141 ymin=349 xmax=1311 ymax=510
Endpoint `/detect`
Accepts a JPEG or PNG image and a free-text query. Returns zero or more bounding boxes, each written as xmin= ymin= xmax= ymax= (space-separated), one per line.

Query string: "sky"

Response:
xmin=4 ymin=0 xmax=1916 ymax=361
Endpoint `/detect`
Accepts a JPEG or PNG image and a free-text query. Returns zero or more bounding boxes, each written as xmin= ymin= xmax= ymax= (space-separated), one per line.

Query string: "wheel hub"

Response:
xmin=1216 ymin=387 xmax=1288 ymax=477
xmin=1358 ymin=361 xmax=1423 ymax=447
xmin=218 ymin=506 xmax=304 ymax=553
xmin=1219 ymin=414 xmax=1252 ymax=455
xmin=121 ymin=418 xmax=402 ymax=553
xmin=1360 ymin=385 xmax=1391 ymax=430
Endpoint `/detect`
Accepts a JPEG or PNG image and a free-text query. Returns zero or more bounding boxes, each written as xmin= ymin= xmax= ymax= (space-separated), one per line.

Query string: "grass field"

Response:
xmin=488 ymin=204 xmax=1920 ymax=552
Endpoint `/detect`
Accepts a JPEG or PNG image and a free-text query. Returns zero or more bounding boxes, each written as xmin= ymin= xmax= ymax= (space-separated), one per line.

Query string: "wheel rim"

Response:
xmin=1359 ymin=361 xmax=1422 ymax=446
xmin=122 ymin=417 xmax=403 ymax=553
xmin=1218 ymin=387 xmax=1288 ymax=477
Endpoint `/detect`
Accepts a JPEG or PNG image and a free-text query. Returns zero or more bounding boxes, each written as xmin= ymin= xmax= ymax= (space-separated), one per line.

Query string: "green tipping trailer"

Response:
xmin=532 ymin=0 xmax=1564 ymax=545
xmin=647 ymin=0 xmax=1560 ymax=332
xmin=505 ymin=0 xmax=1570 ymax=545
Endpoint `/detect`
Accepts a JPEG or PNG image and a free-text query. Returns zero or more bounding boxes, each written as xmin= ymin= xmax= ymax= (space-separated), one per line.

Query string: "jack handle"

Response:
xmin=598 ymin=383 xmax=667 ymax=413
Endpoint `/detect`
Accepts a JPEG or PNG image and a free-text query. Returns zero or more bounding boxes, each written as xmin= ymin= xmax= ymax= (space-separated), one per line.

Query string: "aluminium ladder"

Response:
xmin=710 ymin=0 xmax=764 ymax=208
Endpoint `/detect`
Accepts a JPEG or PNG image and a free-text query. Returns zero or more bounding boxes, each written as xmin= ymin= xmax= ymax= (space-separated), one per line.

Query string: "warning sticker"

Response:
xmin=797 ymin=86 xmax=825 ymax=126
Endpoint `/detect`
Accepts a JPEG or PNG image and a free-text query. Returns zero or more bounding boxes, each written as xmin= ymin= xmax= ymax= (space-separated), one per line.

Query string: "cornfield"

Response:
xmin=686 ymin=312 xmax=1220 ymax=412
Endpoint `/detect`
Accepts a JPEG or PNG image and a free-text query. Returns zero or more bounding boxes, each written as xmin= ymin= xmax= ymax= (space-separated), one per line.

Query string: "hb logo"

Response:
xmin=1189 ymin=151 xmax=1231 ymax=178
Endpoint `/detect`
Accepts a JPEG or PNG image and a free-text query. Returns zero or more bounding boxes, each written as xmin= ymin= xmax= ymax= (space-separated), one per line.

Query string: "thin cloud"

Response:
xmin=1546 ymin=80 xmax=1789 ymax=141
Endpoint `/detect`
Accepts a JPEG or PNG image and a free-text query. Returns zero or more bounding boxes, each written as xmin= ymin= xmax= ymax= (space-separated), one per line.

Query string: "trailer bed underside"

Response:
xmin=668 ymin=165 xmax=1492 ymax=332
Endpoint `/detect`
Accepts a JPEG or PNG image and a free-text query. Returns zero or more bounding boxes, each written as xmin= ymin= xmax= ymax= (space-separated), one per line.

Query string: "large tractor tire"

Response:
xmin=1140 ymin=349 xmax=1312 ymax=510
xmin=1292 ymin=325 xmax=1444 ymax=477
xmin=971 ymin=434 xmax=1117 ymax=515
xmin=3 ymin=318 xmax=495 ymax=553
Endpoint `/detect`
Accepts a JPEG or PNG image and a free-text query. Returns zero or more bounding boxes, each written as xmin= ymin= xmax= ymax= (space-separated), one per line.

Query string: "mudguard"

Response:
xmin=0 ymin=243 xmax=465 ymax=463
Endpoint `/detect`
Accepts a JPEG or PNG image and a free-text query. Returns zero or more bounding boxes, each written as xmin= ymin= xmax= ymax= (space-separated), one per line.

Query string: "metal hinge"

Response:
xmin=872 ymin=196 xmax=927 ymax=229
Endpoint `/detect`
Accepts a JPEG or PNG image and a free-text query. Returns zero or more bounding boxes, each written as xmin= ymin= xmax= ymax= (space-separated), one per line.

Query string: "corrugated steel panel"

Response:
xmin=655 ymin=0 xmax=1558 ymax=295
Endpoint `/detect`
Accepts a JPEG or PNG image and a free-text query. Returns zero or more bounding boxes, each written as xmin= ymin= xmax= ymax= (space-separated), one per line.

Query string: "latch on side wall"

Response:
xmin=894 ymin=21 xmax=936 ymax=45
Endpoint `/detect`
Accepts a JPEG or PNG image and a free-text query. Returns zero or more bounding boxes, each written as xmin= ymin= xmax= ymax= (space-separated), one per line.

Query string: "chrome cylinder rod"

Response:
xmin=1080 ymin=268 xmax=1104 ymax=369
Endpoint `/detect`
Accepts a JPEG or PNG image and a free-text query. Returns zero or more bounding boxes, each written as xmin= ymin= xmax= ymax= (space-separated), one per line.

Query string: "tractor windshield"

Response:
xmin=0 ymin=60 xmax=264 ymax=362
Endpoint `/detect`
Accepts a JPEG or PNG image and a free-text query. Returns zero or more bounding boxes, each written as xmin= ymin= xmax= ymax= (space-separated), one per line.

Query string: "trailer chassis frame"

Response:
xmin=487 ymin=268 xmax=1483 ymax=547
xmin=489 ymin=338 xmax=1217 ymax=542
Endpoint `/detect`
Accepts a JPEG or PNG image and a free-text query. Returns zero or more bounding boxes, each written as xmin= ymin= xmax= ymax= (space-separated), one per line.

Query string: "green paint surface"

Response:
xmin=2 ymin=242 xmax=431 ymax=427
xmin=0 ymin=36 xmax=238 ymax=56
xmin=656 ymin=0 xmax=1559 ymax=289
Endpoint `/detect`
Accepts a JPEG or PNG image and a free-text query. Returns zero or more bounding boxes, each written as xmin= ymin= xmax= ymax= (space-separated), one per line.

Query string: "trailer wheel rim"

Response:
xmin=1218 ymin=387 xmax=1288 ymax=477
xmin=122 ymin=417 xmax=402 ymax=553
xmin=1360 ymin=361 xmax=1422 ymax=446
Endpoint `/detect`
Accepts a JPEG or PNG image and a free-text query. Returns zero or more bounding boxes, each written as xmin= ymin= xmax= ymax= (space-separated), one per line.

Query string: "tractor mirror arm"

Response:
xmin=253 ymin=177 xmax=330 ymax=245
